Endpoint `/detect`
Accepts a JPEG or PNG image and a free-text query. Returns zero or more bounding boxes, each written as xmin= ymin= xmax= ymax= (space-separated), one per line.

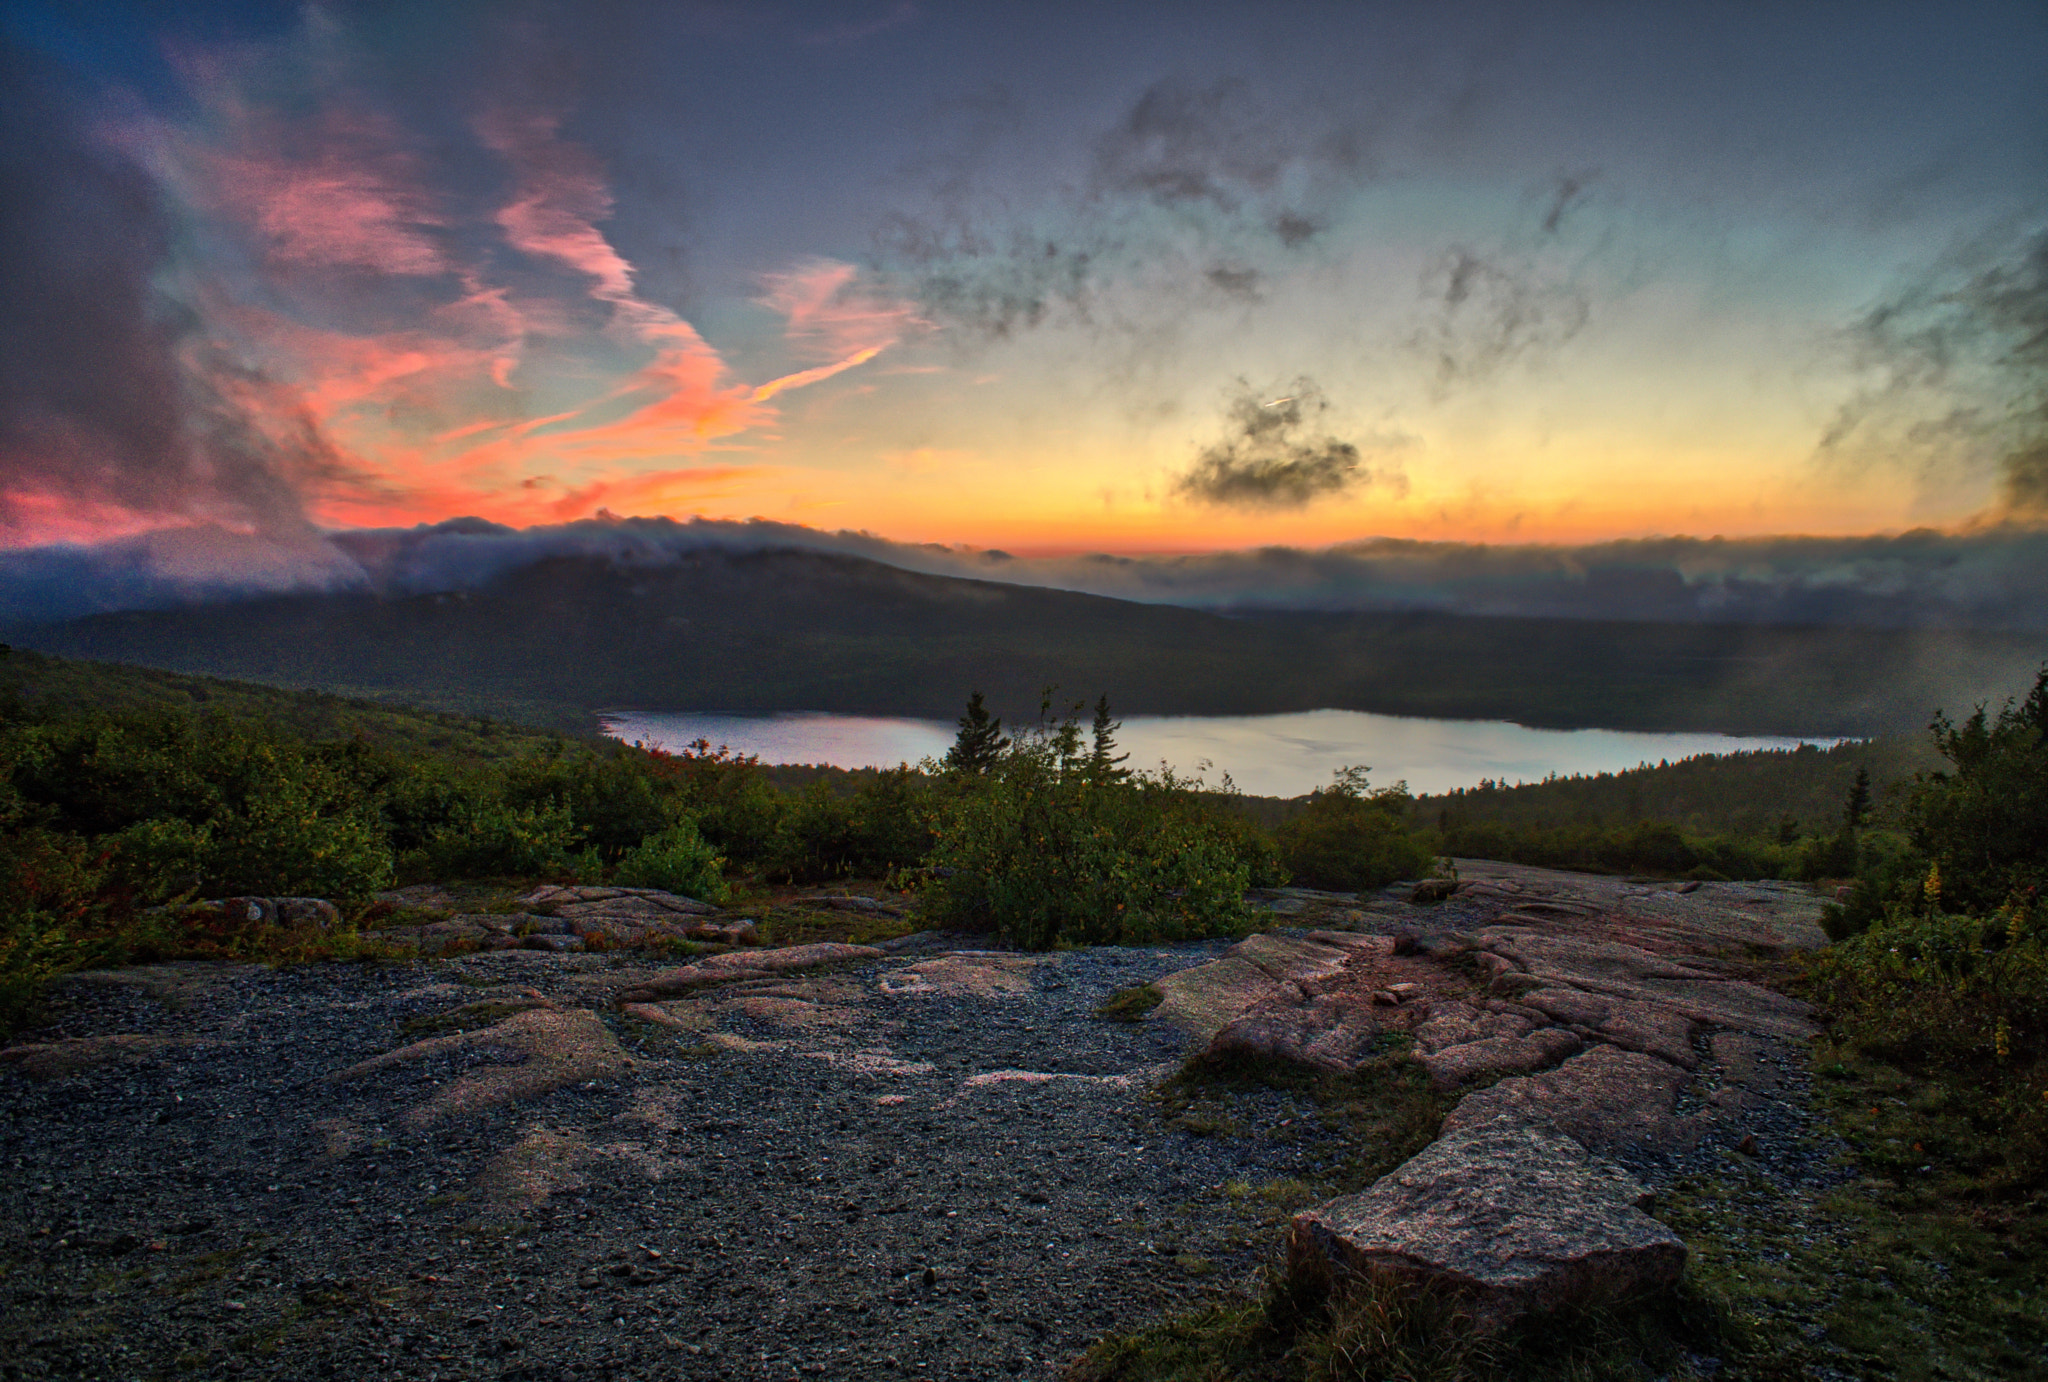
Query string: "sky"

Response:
xmin=1 ymin=1 xmax=2045 ymax=595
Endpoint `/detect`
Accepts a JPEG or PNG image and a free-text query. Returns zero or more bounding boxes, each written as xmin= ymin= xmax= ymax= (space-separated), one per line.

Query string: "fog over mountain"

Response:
xmin=4 ymin=514 xmax=2047 ymax=633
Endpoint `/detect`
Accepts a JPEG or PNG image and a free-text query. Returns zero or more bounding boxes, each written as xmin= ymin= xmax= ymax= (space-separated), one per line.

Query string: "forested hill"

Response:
xmin=8 ymin=547 xmax=2042 ymax=737
xmin=0 ymin=647 xmax=572 ymax=762
xmin=1413 ymin=735 xmax=1941 ymax=839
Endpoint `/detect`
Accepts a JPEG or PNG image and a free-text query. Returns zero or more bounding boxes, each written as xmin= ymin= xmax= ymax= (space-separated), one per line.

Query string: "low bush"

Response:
xmin=415 ymin=796 xmax=583 ymax=883
xmin=612 ymin=819 xmax=730 ymax=903
xmin=921 ymin=704 xmax=1255 ymax=948
xmin=1804 ymin=668 xmax=2048 ymax=1194
xmin=1275 ymin=768 xmax=1433 ymax=891
xmin=1805 ymin=886 xmax=2048 ymax=1194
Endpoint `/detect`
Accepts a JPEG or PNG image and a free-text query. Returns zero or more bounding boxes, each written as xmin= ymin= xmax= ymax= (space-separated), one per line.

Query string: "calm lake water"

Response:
xmin=599 ymin=708 xmax=1832 ymax=799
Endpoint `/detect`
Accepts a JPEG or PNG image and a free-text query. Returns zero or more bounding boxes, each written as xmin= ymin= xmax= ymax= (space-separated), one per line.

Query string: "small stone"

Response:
xmin=922 ymin=1266 xmax=937 ymax=1287
xmin=1736 ymin=1132 xmax=1759 ymax=1157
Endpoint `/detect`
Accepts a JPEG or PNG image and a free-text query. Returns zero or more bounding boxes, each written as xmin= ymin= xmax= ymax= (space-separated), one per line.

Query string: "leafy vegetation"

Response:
xmin=919 ymin=694 xmax=1279 ymax=948
xmin=1275 ymin=767 xmax=1435 ymax=891
xmin=1801 ymin=668 xmax=2048 ymax=1196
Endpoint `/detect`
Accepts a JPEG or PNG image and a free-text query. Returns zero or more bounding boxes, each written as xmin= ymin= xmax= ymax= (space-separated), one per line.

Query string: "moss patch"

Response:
xmin=1098 ymin=983 xmax=1165 ymax=1022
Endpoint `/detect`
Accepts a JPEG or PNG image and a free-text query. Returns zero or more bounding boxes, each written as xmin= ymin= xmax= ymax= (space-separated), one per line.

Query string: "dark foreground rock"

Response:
xmin=1289 ymin=1118 xmax=1686 ymax=1330
xmin=0 ymin=863 xmax=1836 ymax=1375
xmin=1157 ymin=862 xmax=1828 ymax=1328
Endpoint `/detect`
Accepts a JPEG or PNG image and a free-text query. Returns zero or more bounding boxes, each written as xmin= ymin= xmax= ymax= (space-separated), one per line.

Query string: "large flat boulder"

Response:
xmin=1149 ymin=934 xmax=1363 ymax=1042
xmin=1439 ymin=1045 xmax=1698 ymax=1156
xmin=1289 ymin=1118 xmax=1685 ymax=1330
xmin=1478 ymin=929 xmax=1814 ymax=1041
xmin=1202 ymin=988 xmax=1384 ymax=1072
xmin=1417 ymin=1028 xmax=1582 ymax=1091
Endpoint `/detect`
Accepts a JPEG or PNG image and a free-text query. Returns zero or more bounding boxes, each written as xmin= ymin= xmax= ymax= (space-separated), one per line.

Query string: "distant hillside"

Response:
xmin=1413 ymin=735 xmax=1943 ymax=840
xmin=8 ymin=547 xmax=2041 ymax=737
xmin=0 ymin=647 xmax=574 ymax=762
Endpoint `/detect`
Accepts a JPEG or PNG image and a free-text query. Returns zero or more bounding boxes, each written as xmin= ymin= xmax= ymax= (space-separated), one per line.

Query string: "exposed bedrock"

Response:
xmin=1289 ymin=1118 xmax=1687 ymax=1332
xmin=1156 ymin=866 xmax=1823 ymax=1329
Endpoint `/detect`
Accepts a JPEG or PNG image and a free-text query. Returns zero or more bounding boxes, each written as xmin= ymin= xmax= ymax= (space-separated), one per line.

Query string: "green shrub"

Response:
xmin=501 ymin=750 xmax=674 ymax=862
xmin=921 ymin=712 xmax=1252 ymax=949
xmin=1275 ymin=768 xmax=1433 ymax=892
xmin=0 ymin=827 xmax=111 ymax=1033
xmin=419 ymin=796 xmax=583 ymax=881
xmin=612 ymin=819 xmax=730 ymax=903
xmin=1903 ymin=669 xmax=2048 ymax=913
xmin=1807 ymin=889 xmax=2048 ymax=1193
xmin=642 ymin=739 xmax=791 ymax=869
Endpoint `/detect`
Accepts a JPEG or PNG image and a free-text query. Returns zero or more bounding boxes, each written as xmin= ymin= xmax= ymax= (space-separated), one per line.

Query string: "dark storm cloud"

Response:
xmin=0 ymin=38 xmax=341 ymax=537
xmin=1172 ymin=381 xmax=1405 ymax=509
xmin=1822 ymin=221 xmax=2048 ymax=516
xmin=1204 ymin=264 xmax=1262 ymax=300
xmin=1414 ymin=245 xmax=1590 ymax=387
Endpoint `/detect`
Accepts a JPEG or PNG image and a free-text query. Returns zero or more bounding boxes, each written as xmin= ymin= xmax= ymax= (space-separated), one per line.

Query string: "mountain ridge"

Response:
xmin=10 ymin=546 xmax=2040 ymax=738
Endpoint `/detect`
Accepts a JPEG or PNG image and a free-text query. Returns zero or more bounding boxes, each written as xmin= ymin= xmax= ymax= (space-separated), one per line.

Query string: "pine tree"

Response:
xmin=1087 ymin=695 xmax=1129 ymax=783
xmin=1843 ymin=766 xmax=1872 ymax=831
xmin=944 ymin=691 xmax=1009 ymax=773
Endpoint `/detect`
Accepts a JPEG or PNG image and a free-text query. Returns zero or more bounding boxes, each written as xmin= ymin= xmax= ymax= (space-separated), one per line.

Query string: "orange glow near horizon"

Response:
xmin=7 ymin=18 xmax=2030 ymax=562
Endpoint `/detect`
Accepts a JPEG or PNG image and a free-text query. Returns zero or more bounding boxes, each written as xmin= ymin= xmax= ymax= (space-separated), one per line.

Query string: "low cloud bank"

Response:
xmin=3 ymin=514 xmax=2046 ymax=632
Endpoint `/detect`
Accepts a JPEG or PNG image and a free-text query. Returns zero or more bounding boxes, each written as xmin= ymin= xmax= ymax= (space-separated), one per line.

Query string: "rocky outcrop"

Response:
xmin=1189 ymin=862 xmax=1830 ymax=1330
xmin=155 ymin=897 xmax=342 ymax=930
xmin=327 ymin=1005 xmax=629 ymax=1127
xmin=1289 ymin=1118 xmax=1686 ymax=1331
xmin=617 ymin=942 xmax=884 ymax=1003
xmin=1439 ymin=1045 xmax=1700 ymax=1156
xmin=364 ymin=886 xmax=756 ymax=954
xmin=1149 ymin=932 xmax=1382 ymax=1044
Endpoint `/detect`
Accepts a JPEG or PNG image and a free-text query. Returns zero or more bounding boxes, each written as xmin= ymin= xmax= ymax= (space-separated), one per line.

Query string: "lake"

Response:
xmin=598 ymin=708 xmax=1834 ymax=798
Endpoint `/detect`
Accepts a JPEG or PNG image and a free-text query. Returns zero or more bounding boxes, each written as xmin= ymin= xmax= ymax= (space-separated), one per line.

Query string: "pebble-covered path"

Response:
xmin=0 ymin=938 xmax=1327 ymax=1382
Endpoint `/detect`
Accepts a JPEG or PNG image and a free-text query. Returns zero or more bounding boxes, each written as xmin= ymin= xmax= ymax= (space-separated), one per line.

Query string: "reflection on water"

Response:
xmin=599 ymin=707 xmax=1834 ymax=799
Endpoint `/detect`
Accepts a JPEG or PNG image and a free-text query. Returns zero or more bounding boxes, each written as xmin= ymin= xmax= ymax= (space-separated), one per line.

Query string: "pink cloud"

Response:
xmin=476 ymin=106 xmax=645 ymax=311
xmin=756 ymin=257 xmax=928 ymax=362
xmin=204 ymin=107 xmax=448 ymax=275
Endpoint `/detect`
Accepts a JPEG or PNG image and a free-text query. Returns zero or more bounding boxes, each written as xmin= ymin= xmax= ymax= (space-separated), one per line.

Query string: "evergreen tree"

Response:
xmin=1087 ymin=695 xmax=1130 ymax=783
xmin=944 ymin=691 xmax=1009 ymax=774
xmin=1843 ymin=766 xmax=1872 ymax=830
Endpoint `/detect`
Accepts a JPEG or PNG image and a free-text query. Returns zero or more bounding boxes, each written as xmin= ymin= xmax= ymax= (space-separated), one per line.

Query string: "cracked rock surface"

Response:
xmin=1172 ymin=862 xmax=1831 ymax=1324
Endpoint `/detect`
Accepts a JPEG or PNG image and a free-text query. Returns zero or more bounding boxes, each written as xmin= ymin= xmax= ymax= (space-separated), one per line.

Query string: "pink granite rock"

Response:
xmin=1290 ymin=1118 xmax=1685 ymax=1331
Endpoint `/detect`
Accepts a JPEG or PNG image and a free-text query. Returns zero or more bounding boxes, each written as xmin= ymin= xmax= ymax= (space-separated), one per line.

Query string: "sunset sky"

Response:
xmin=2 ymin=1 xmax=2045 ymax=563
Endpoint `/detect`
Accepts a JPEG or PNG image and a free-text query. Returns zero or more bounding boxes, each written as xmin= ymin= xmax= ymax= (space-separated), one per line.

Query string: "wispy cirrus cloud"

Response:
xmin=757 ymin=257 xmax=928 ymax=363
xmin=0 ymin=17 xmax=904 ymax=549
xmin=201 ymin=104 xmax=450 ymax=276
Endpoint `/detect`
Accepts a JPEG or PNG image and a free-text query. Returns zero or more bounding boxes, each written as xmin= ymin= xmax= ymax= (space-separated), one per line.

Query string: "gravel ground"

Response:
xmin=0 ymin=871 xmax=1858 ymax=1382
xmin=0 ymin=940 xmax=1344 ymax=1382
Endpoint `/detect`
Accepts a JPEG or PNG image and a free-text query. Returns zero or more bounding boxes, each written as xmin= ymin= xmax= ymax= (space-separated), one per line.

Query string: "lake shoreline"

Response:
xmin=598 ymin=707 xmax=1841 ymax=800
